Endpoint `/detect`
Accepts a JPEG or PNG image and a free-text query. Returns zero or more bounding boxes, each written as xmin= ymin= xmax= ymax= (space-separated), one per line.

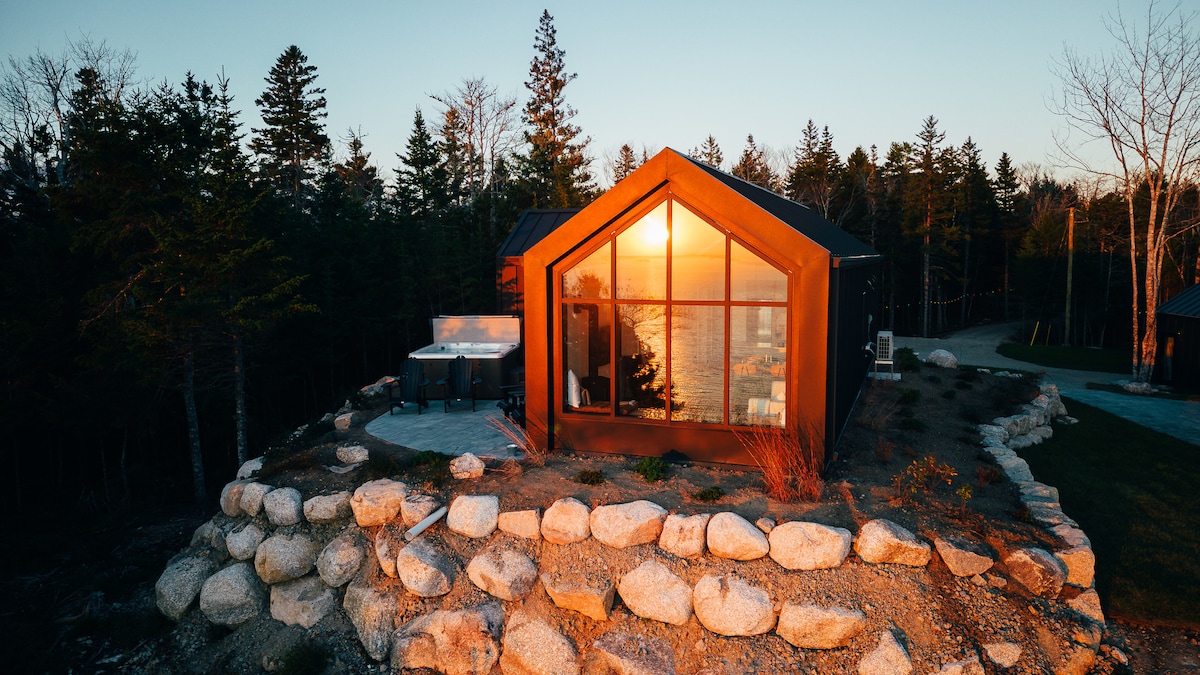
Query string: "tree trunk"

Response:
xmin=233 ymin=328 xmax=249 ymax=467
xmin=184 ymin=352 xmax=206 ymax=503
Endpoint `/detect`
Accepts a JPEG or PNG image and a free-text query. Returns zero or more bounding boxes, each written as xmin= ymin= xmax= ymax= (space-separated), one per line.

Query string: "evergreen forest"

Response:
xmin=2 ymin=12 xmax=1198 ymax=519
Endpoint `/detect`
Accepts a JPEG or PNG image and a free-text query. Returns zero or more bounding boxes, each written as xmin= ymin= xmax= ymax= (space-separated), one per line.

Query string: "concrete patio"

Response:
xmin=364 ymin=401 xmax=525 ymax=459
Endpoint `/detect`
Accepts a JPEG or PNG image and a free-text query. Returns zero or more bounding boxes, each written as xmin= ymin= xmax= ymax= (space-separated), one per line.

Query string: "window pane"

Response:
xmin=616 ymin=304 xmax=666 ymax=419
xmin=563 ymin=242 xmax=611 ymax=299
xmin=671 ymin=203 xmax=726 ymax=301
xmin=671 ymin=305 xmax=725 ymax=423
xmin=729 ymin=305 xmax=787 ymax=426
xmin=731 ymin=239 xmax=786 ymax=301
xmin=563 ymin=302 xmax=612 ymax=414
xmin=616 ymin=202 xmax=667 ymax=299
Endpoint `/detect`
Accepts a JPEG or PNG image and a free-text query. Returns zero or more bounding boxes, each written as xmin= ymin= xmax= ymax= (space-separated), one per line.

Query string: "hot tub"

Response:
xmin=409 ymin=316 xmax=523 ymax=399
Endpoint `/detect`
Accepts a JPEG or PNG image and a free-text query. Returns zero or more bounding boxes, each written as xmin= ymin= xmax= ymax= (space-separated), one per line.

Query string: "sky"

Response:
xmin=1 ymin=0 xmax=1138 ymax=185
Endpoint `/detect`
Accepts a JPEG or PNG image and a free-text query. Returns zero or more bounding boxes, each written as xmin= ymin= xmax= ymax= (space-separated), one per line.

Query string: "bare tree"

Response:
xmin=431 ymin=77 xmax=519 ymax=198
xmin=0 ymin=36 xmax=136 ymax=186
xmin=1054 ymin=1 xmax=1200 ymax=381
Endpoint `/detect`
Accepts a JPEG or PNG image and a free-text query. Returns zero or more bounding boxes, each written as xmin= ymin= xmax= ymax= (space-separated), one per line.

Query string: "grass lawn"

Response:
xmin=1016 ymin=397 xmax=1200 ymax=627
xmin=996 ymin=343 xmax=1130 ymax=374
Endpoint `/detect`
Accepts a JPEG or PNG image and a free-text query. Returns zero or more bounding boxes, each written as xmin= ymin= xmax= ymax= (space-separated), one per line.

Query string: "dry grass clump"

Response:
xmin=736 ymin=421 xmax=824 ymax=503
xmin=857 ymin=384 xmax=899 ymax=432
xmin=484 ymin=414 xmax=545 ymax=466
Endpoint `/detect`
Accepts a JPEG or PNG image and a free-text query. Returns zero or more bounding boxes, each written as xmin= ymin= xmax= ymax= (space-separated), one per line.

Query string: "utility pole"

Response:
xmin=1064 ymin=207 xmax=1074 ymax=346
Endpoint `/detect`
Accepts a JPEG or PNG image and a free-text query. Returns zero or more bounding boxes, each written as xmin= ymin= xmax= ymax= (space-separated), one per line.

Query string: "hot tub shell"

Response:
xmin=409 ymin=316 xmax=523 ymax=400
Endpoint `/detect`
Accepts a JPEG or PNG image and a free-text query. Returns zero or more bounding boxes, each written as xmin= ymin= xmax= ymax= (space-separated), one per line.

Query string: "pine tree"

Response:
xmin=512 ymin=10 xmax=593 ymax=208
xmin=993 ymin=152 xmax=1022 ymax=320
xmin=785 ymin=120 xmax=842 ymax=218
xmin=690 ymin=135 xmax=723 ymax=169
xmin=395 ymin=109 xmax=449 ymax=218
xmin=731 ymin=134 xmax=777 ymax=191
xmin=251 ymin=45 xmax=329 ymax=211
xmin=610 ymin=143 xmax=640 ymax=183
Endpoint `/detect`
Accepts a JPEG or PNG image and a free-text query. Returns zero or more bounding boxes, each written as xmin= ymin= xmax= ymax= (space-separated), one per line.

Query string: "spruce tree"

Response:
xmin=513 ymin=10 xmax=593 ymax=208
xmin=690 ymin=135 xmax=723 ymax=169
xmin=251 ymin=45 xmax=330 ymax=211
xmin=731 ymin=134 xmax=777 ymax=191
xmin=610 ymin=143 xmax=640 ymax=183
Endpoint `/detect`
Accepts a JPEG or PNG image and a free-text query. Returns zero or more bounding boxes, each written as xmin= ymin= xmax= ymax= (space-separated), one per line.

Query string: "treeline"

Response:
xmin=2 ymin=14 xmax=1198 ymax=518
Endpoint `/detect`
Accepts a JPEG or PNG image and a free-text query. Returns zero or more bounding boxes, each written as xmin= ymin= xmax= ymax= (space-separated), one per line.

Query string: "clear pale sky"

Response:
xmin=2 ymin=0 xmax=1134 ymax=184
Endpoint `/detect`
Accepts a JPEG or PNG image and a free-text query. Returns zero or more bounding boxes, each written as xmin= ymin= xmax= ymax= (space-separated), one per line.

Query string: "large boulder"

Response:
xmin=934 ymin=657 xmax=984 ymax=675
xmin=658 ymin=513 xmax=709 ymax=559
xmin=450 ymin=452 xmax=486 ymax=480
xmin=982 ymin=642 xmax=1022 ymax=668
xmin=617 ymin=560 xmax=692 ymax=626
xmin=1004 ymin=547 xmax=1067 ymax=598
xmin=262 ymin=487 xmax=304 ymax=527
xmin=198 ymin=562 xmax=265 ymax=627
xmin=854 ymin=519 xmax=931 ymax=566
xmin=350 ymin=479 xmax=409 ymax=527
xmin=542 ymin=497 xmax=591 ymax=544
xmin=344 ymin=576 xmax=399 ymax=662
xmin=239 ymin=482 xmax=273 ymax=517
xmin=254 ymin=533 xmax=319 ymax=584
xmin=401 ymin=494 xmax=442 ymax=528
xmin=499 ymin=610 xmax=580 ymax=675
xmin=776 ymin=603 xmax=866 ymax=649
xmin=466 ymin=542 xmax=539 ymax=601
xmin=691 ymin=574 xmax=776 ymax=637
xmin=269 ymin=575 xmax=337 ymax=628
xmin=589 ymin=500 xmax=668 ymax=549
xmin=220 ymin=480 xmax=249 ymax=517
xmin=858 ymin=630 xmax=913 ymax=675
xmin=541 ymin=571 xmax=616 ymax=622
xmin=391 ymin=602 xmax=504 ymax=675
xmin=925 ymin=349 xmax=959 ymax=369
xmin=498 ymin=509 xmax=543 ymax=540
xmin=447 ymin=494 xmax=500 ymax=538
xmin=225 ymin=522 xmax=267 ymax=561
xmin=236 ymin=456 xmax=264 ymax=480
xmin=583 ymin=631 xmax=677 ymax=675
xmin=317 ymin=531 xmax=365 ymax=587
xmin=303 ymin=491 xmax=352 ymax=523
xmin=336 ymin=444 xmax=369 ymax=464
xmin=768 ymin=521 xmax=853 ymax=570
xmin=934 ymin=536 xmax=994 ymax=577
xmin=395 ymin=537 xmax=457 ymax=597
xmin=374 ymin=519 xmax=408 ymax=578
xmin=1055 ymin=545 xmax=1096 ymax=588
xmin=155 ymin=556 xmax=218 ymax=621
xmin=706 ymin=512 xmax=769 ymax=561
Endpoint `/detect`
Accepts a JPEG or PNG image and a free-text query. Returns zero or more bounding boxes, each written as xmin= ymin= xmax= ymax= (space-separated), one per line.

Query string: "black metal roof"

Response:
xmin=678 ymin=151 xmax=880 ymax=262
xmin=497 ymin=209 xmax=580 ymax=259
xmin=1159 ymin=283 xmax=1200 ymax=319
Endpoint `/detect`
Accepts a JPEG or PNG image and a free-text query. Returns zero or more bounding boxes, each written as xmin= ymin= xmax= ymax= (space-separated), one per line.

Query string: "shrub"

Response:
xmin=892 ymin=456 xmax=957 ymax=499
xmin=875 ymin=436 xmax=895 ymax=464
xmin=574 ymin=469 xmax=604 ymax=485
xmin=897 ymin=387 xmax=922 ymax=405
xmin=896 ymin=347 xmax=922 ymax=371
xmin=632 ymin=457 xmax=668 ymax=482
xmin=857 ymin=385 xmax=899 ymax=432
xmin=941 ymin=389 xmax=957 ymax=400
xmin=975 ymin=464 xmax=1002 ymax=488
xmin=898 ymin=417 xmax=927 ymax=432
xmin=693 ymin=486 xmax=725 ymax=502
xmin=735 ymin=421 xmax=824 ymax=503
xmin=925 ymin=374 xmax=942 ymax=385
xmin=955 ymin=381 xmax=974 ymax=390
xmin=959 ymin=406 xmax=982 ymax=425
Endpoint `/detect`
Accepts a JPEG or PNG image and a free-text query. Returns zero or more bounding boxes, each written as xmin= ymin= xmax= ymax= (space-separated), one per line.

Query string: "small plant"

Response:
xmin=275 ymin=643 xmax=328 ymax=675
xmin=411 ymin=450 xmax=451 ymax=488
xmin=941 ymin=389 xmax=958 ymax=400
xmin=975 ymin=464 xmax=1002 ymax=488
xmin=958 ymin=406 xmax=982 ymax=425
xmin=496 ymin=458 xmax=523 ymax=478
xmin=1015 ymin=505 xmax=1033 ymax=523
xmin=955 ymin=483 xmax=974 ymax=513
xmin=693 ymin=486 xmax=725 ymax=502
xmin=574 ymin=469 xmax=605 ymax=485
xmin=898 ymin=417 xmax=928 ymax=432
xmin=925 ymin=374 xmax=942 ymax=385
xmin=858 ymin=386 xmax=899 ymax=432
xmin=955 ymin=380 xmax=974 ymax=391
xmin=897 ymin=387 xmax=922 ymax=405
xmin=895 ymin=347 xmax=922 ymax=372
xmin=892 ymin=456 xmax=958 ymax=499
xmin=875 ymin=436 xmax=895 ymax=464
xmin=901 ymin=443 xmax=917 ymax=457
xmin=632 ymin=457 xmax=668 ymax=482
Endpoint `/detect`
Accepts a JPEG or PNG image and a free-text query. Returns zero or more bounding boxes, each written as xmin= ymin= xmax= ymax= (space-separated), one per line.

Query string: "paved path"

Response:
xmin=364 ymin=402 xmax=525 ymax=459
xmin=894 ymin=323 xmax=1200 ymax=445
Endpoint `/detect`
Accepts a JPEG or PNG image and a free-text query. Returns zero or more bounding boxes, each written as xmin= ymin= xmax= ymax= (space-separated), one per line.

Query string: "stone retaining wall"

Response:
xmin=155 ymin=382 xmax=1103 ymax=675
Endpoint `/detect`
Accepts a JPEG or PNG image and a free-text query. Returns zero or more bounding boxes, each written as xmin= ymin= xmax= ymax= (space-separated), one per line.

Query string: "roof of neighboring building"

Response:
xmin=1159 ymin=283 xmax=1200 ymax=319
xmin=496 ymin=209 xmax=580 ymax=259
xmin=678 ymin=151 xmax=880 ymax=261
